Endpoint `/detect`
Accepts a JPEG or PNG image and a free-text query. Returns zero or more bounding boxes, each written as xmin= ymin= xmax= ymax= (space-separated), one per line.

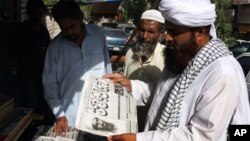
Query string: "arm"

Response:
xmin=108 ymin=74 xmax=240 ymax=141
xmin=42 ymin=43 xmax=68 ymax=134
xmin=102 ymin=31 xmax=112 ymax=74
xmin=103 ymin=73 xmax=155 ymax=106
xmin=43 ymin=44 xmax=64 ymax=118
xmin=136 ymin=74 xmax=239 ymax=141
xmin=131 ymin=80 xmax=154 ymax=106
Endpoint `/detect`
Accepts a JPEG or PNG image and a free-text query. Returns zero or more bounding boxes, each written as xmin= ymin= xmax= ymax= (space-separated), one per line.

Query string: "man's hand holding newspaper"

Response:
xmin=103 ymin=73 xmax=132 ymax=92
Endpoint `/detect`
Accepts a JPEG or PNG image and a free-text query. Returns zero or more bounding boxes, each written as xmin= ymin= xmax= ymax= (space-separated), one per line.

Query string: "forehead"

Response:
xmin=139 ymin=19 xmax=160 ymax=28
xmin=58 ymin=18 xmax=80 ymax=26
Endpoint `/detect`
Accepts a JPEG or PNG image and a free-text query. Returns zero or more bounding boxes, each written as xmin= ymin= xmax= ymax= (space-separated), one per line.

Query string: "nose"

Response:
xmin=141 ymin=31 xmax=149 ymax=39
xmin=165 ymin=33 xmax=173 ymax=42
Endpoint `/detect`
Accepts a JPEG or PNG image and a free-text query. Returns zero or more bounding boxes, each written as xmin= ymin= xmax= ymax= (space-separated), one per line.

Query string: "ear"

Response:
xmin=195 ymin=27 xmax=210 ymax=47
xmin=195 ymin=27 xmax=207 ymax=39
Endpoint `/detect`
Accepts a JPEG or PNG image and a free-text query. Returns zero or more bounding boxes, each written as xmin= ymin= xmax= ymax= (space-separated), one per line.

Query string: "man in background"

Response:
xmin=42 ymin=1 xmax=112 ymax=136
xmin=123 ymin=9 xmax=166 ymax=131
xmin=16 ymin=0 xmax=50 ymax=115
xmin=124 ymin=9 xmax=165 ymax=83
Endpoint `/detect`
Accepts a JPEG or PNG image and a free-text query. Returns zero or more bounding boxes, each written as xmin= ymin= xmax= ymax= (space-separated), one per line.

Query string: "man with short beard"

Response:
xmin=124 ymin=9 xmax=165 ymax=83
xmin=42 ymin=1 xmax=112 ymax=137
xmin=104 ymin=0 xmax=250 ymax=141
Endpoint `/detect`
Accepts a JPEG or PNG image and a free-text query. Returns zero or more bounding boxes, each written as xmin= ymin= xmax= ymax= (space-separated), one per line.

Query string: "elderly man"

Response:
xmin=123 ymin=9 xmax=165 ymax=131
xmin=124 ymin=9 xmax=165 ymax=83
xmin=104 ymin=0 xmax=250 ymax=141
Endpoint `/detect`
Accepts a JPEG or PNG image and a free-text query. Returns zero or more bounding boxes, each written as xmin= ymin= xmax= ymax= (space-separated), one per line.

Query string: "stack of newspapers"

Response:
xmin=32 ymin=126 xmax=79 ymax=141
xmin=75 ymin=75 xmax=138 ymax=137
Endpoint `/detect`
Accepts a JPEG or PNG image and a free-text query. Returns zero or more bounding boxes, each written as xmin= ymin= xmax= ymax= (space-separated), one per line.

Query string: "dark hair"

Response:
xmin=26 ymin=0 xmax=47 ymax=16
xmin=190 ymin=25 xmax=211 ymax=35
xmin=159 ymin=23 xmax=165 ymax=32
xmin=52 ymin=1 xmax=83 ymax=22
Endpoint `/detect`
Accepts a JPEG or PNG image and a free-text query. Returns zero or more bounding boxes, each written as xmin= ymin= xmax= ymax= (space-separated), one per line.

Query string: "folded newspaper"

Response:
xmin=75 ymin=75 xmax=138 ymax=137
xmin=32 ymin=126 xmax=79 ymax=141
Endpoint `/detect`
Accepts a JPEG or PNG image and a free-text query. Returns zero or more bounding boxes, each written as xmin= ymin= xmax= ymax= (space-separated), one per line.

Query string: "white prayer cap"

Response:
xmin=159 ymin=0 xmax=217 ymax=39
xmin=141 ymin=9 xmax=165 ymax=24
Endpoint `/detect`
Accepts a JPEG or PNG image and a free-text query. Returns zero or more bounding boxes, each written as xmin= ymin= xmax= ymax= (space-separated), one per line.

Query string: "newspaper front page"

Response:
xmin=75 ymin=75 xmax=137 ymax=137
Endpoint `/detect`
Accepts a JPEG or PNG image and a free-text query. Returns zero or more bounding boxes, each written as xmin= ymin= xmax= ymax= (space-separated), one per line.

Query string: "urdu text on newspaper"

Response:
xmin=75 ymin=74 xmax=138 ymax=137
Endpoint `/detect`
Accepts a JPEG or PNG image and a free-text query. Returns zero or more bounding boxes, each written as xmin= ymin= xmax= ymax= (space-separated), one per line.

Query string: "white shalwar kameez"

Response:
xmin=131 ymin=56 xmax=250 ymax=141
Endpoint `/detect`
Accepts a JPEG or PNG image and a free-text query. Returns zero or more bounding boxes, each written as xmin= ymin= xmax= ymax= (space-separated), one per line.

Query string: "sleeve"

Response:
xmin=102 ymin=29 xmax=112 ymax=74
xmin=131 ymin=80 xmax=155 ymax=106
xmin=42 ymin=43 xmax=65 ymax=118
xmin=136 ymin=74 xmax=240 ymax=141
xmin=123 ymin=49 xmax=132 ymax=77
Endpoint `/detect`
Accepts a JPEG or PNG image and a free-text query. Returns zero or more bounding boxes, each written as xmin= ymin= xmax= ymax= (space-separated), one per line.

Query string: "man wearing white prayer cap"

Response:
xmin=105 ymin=0 xmax=250 ymax=141
xmin=124 ymin=9 xmax=165 ymax=83
xmin=123 ymin=9 xmax=166 ymax=132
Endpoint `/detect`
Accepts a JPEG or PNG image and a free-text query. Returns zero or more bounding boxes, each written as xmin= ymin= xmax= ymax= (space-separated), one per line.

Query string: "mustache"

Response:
xmin=132 ymin=40 xmax=156 ymax=61
xmin=164 ymin=40 xmax=199 ymax=74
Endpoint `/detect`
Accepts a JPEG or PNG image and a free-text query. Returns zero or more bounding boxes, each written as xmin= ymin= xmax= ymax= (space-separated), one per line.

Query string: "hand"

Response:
xmin=108 ymin=133 xmax=136 ymax=141
xmin=54 ymin=116 xmax=68 ymax=135
xmin=103 ymin=73 xmax=132 ymax=92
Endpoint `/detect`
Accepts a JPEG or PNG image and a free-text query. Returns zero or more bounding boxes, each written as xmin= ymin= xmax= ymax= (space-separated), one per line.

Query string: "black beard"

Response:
xmin=164 ymin=41 xmax=184 ymax=74
xmin=164 ymin=39 xmax=198 ymax=74
xmin=131 ymin=40 xmax=157 ymax=61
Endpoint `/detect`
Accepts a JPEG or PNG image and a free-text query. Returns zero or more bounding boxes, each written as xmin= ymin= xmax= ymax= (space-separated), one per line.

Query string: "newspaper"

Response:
xmin=75 ymin=75 xmax=137 ymax=137
xmin=32 ymin=126 xmax=79 ymax=141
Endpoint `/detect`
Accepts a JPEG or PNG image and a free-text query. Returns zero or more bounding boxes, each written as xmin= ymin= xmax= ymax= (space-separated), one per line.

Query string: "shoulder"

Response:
xmin=199 ymin=55 xmax=245 ymax=86
xmin=85 ymin=24 xmax=104 ymax=36
xmin=126 ymin=49 xmax=133 ymax=56
xmin=48 ymin=33 xmax=64 ymax=49
xmin=208 ymin=56 xmax=243 ymax=75
xmin=155 ymin=43 xmax=165 ymax=53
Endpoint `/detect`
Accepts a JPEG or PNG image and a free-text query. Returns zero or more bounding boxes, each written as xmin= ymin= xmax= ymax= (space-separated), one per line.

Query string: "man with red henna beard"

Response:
xmin=103 ymin=0 xmax=250 ymax=141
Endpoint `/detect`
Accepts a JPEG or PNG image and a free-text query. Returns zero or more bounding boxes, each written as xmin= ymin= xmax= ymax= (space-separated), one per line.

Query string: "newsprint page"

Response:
xmin=75 ymin=75 xmax=138 ymax=137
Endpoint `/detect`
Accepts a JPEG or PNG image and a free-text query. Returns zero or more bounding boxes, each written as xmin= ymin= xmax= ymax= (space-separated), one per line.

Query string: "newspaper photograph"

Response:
xmin=75 ymin=75 xmax=137 ymax=137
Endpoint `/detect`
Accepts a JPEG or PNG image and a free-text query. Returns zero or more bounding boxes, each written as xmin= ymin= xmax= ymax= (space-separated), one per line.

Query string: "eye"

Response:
xmin=168 ymin=29 xmax=182 ymax=37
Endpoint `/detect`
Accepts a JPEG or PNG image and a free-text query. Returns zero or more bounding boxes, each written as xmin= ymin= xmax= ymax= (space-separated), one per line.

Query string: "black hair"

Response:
xmin=26 ymin=0 xmax=47 ymax=16
xmin=190 ymin=25 xmax=211 ymax=35
xmin=52 ymin=1 xmax=83 ymax=23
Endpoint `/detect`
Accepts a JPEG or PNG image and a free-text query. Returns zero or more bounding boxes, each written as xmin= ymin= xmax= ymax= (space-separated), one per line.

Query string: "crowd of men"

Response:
xmin=11 ymin=0 xmax=250 ymax=141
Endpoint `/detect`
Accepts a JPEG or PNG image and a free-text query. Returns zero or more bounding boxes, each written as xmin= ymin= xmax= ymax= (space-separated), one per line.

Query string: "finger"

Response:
xmin=103 ymin=73 xmax=122 ymax=79
xmin=109 ymin=134 xmax=123 ymax=141
xmin=107 ymin=136 xmax=113 ymax=141
xmin=63 ymin=119 xmax=68 ymax=133
xmin=102 ymin=73 xmax=116 ymax=79
xmin=114 ymin=77 xmax=129 ymax=86
xmin=54 ymin=123 xmax=58 ymax=134
xmin=55 ymin=123 xmax=61 ymax=135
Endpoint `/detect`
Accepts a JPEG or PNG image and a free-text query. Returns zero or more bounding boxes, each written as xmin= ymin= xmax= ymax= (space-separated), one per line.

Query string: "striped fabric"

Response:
xmin=156 ymin=39 xmax=232 ymax=131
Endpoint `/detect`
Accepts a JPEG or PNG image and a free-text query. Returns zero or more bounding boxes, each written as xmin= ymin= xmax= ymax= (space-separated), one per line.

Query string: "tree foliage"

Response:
xmin=121 ymin=0 xmax=147 ymax=26
xmin=122 ymin=0 xmax=237 ymax=47
xmin=212 ymin=0 xmax=237 ymax=47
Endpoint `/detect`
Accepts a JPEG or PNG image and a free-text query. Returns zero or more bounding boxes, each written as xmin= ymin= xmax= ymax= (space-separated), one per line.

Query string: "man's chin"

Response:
xmin=166 ymin=63 xmax=185 ymax=75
